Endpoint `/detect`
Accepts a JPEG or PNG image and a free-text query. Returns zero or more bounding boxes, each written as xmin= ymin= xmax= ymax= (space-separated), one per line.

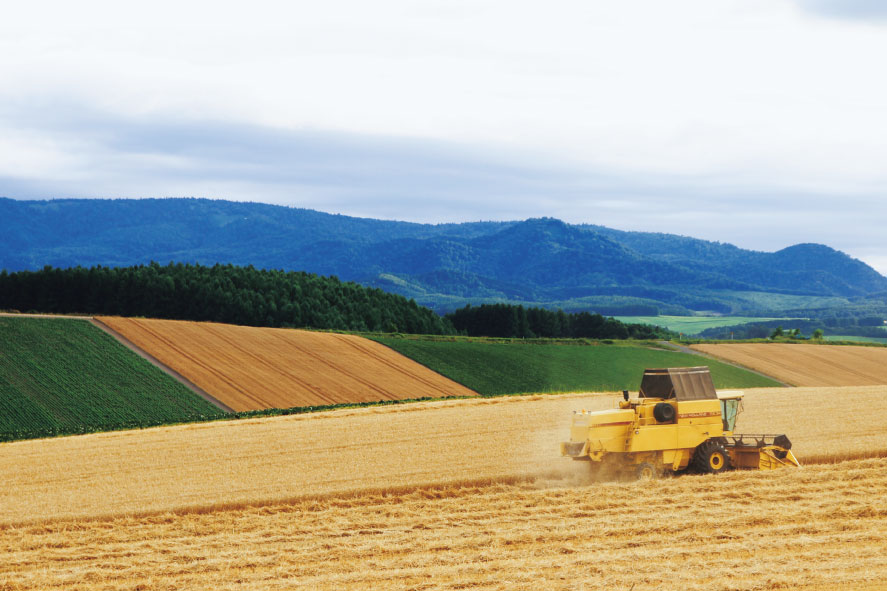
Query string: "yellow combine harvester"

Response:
xmin=560 ymin=367 xmax=799 ymax=479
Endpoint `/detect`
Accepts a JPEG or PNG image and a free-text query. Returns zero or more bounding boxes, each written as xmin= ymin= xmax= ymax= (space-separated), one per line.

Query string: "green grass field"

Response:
xmin=371 ymin=337 xmax=781 ymax=395
xmin=0 ymin=317 xmax=226 ymax=441
xmin=824 ymin=335 xmax=887 ymax=344
xmin=613 ymin=315 xmax=801 ymax=335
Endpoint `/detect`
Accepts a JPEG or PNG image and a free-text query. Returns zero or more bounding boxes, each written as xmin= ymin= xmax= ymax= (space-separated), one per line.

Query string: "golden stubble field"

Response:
xmin=96 ymin=316 xmax=477 ymax=410
xmin=692 ymin=342 xmax=887 ymax=386
xmin=4 ymin=458 xmax=886 ymax=591
xmin=3 ymin=386 xmax=887 ymax=590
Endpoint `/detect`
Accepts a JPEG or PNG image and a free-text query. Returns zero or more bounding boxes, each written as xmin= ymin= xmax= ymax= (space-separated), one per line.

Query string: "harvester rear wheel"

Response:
xmin=692 ymin=440 xmax=732 ymax=474
xmin=636 ymin=462 xmax=659 ymax=480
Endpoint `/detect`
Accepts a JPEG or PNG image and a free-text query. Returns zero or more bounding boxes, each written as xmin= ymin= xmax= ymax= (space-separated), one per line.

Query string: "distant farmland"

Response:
xmin=692 ymin=342 xmax=887 ymax=386
xmin=98 ymin=317 xmax=477 ymax=411
xmin=371 ymin=336 xmax=781 ymax=395
xmin=0 ymin=317 xmax=225 ymax=440
xmin=613 ymin=315 xmax=799 ymax=335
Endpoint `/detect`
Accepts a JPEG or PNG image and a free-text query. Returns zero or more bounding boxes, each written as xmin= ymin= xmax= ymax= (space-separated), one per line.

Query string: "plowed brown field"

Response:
xmin=2 ymin=386 xmax=887 ymax=590
xmin=96 ymin=316 xmax=477 ymax=411
xmin=692 ymin=343 xmax=887 ymax=386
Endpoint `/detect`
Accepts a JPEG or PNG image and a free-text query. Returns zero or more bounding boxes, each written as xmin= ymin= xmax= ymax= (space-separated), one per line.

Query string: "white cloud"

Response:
xmin=1 ymin=1 xmax=887 ymax=272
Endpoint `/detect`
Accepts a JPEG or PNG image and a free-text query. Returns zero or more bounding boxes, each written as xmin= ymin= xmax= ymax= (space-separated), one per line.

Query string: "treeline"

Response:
xmin=446 ymin=303 xmax=668 ymax=339
xmin=0 ymin=263 xmax=453 ymax=334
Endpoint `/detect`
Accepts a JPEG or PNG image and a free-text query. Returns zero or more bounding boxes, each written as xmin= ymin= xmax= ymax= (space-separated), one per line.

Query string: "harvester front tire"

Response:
xmin=692 ymin=440 xmax=732 ymax=474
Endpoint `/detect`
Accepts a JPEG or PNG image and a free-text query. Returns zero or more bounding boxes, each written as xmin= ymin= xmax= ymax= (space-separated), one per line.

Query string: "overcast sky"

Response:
xmin=2 ymin=0 xmax=887 ymax=272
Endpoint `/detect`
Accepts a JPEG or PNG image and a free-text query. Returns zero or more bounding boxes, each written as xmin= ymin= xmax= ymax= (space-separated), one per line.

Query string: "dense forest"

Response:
xmin=0 ymin=263 xmax=453 ymax=334
xmin=446 ymin=303 xmax=669 ymax=339
xmin=0 ymin=264 xmax=665 ymax=340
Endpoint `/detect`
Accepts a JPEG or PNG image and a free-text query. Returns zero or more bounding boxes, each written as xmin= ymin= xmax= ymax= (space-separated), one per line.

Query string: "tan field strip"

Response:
xmin=95 ymin=316 xmax=477 ymax=410
xmin=2 ymin=385 xmax=887 ymax=526
xmin=692 ymin=342 xmax=887 ymax=386
xmin=3 ymin=458 xmax=885 ymax=591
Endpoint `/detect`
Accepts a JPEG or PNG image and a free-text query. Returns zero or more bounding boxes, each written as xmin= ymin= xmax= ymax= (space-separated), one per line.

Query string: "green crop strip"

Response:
xmin=369 ymin=336 xmax=781 ymax=395
xmin=0 ymin=317 xmax=226 ymax=441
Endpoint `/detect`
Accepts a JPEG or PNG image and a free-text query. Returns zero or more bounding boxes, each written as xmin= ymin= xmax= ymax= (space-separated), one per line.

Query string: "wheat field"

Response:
xmin=3 ymin=386 xmax=887 ymax=590
xmin=96 ymin=316 xmax=477 ymax=410
xmin=2 ymin=386 xmax=886 ymax=526
xmin=692 ymin=343 xmax=887 ymax=386
xmin=3 ymin=459 xmax=886 ymax=590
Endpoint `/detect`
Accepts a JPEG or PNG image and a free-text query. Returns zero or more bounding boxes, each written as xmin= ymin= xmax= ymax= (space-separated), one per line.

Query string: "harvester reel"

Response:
xmin=692 ymin=440 xmax=732 ymax=474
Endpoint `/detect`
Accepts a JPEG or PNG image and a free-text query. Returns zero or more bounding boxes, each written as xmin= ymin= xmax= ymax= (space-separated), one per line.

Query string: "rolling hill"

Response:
xmin=2 ymin=197 xmax=885 ymax=315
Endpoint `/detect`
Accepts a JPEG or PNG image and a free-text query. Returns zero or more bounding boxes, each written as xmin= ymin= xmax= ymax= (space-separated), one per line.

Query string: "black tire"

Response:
xmin=636 ymin=462 xmax=659 ymax=481
xmin=653 ymin=402 xmax=675 ymax=423
xmin=691 ymin=440 xmax=732 ymax=474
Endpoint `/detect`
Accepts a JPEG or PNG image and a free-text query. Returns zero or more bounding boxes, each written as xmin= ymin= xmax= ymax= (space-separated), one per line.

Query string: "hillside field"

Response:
xmin=692 ymin=343 xmax=887 ymax=386
xmin=98 ymin=316 xmax=477 ymax=411
xmin=372 ymin=336 xmax=781 ymax=395
xmin=0 ymin=317 xmax=224 ymax=440
xmin=2 ymin=385 xmax=887 ymax=590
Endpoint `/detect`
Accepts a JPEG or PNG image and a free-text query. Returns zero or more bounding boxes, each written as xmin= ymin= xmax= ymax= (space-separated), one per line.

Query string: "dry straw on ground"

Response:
xmin=3 ymin=386 xmax=887 ymax=589
xmin=3 ymin=457 xmax=886 ymax=590
xmin=1 ymin=385 xmax=886 ymax=526
xmin=96 ymin=316 xmax=477 ymax=410
xmin=692 ymin=343 xmax=887 ymax=386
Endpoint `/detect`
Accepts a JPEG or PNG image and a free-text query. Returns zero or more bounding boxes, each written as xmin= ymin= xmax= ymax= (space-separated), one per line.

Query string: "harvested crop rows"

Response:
xmin=3 ymin=381 xmax=887 ymax=590
xmin=97 ymin=316 xmax=477 ymax=411
xmin=691 ymin=343 xmax=887 ymax=386
xmin=2 ymin=385 xmax=886 ymax=526
xmin=4 ymin=457 xmax=886 ymax=591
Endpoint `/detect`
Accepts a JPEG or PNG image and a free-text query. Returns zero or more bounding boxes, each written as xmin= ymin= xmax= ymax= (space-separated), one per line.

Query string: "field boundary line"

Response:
xmin=0 ymin=312 xmax=93 ymax=319
xmin=331 ymin=333 xmax=479 ymax=398
xmin=90 ymin=318 xmax=235 ymax=413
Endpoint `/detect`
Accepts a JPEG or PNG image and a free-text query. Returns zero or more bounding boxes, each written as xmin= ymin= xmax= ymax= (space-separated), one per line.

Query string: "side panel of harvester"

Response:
xmin=560 ymin=366 xmax=799 ymax=477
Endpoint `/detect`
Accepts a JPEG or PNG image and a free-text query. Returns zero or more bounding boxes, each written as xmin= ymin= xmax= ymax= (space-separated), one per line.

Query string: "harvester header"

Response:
xmin=560 ymin=366 xmax=799 ymax=479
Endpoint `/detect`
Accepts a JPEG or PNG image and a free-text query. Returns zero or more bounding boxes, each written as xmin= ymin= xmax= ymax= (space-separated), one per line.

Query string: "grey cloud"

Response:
xmin=794 ymin=0 xmax=887 ymax=20
xmin=1 ymin=101 xmax=886 ymax=272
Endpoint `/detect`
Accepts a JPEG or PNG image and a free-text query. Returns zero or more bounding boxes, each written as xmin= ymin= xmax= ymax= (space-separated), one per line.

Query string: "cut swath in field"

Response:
xmin=2 ymin=384 xmax=885 ymax=526
xmin=96 ymin=317 xmax=477 ymax=411
xmin=692 ymin=343 xmax=887 ymax=386
xmin=3 ymin=451 xmax=887 ymax=590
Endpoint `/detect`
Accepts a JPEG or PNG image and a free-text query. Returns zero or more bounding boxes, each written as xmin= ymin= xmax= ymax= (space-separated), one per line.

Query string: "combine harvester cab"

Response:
xmin=560 ymin=367 xmax=799 ymax=479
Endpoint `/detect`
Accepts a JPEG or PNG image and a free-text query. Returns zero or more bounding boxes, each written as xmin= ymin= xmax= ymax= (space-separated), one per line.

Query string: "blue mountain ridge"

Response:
xmin=2 ymin=197 xmax=884 ymax=314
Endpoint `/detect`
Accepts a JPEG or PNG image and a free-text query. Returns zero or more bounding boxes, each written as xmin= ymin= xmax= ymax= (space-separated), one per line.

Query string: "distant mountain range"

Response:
xmin=3 ymin=197 xmax=885 ymax=315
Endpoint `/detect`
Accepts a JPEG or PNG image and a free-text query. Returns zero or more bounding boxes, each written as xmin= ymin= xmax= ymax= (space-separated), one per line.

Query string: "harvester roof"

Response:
xmin=638 ymin=367 xmax=718 ymax=401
